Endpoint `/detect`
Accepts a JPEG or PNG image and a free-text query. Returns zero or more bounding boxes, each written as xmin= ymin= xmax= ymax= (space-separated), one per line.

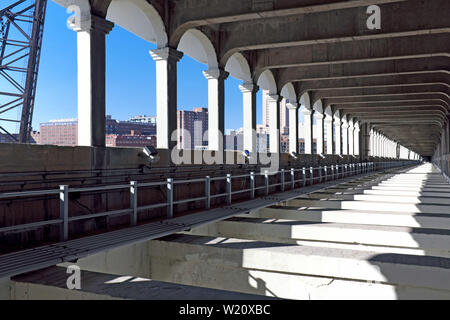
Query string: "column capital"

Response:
xmin=69 ymin=14 xmax=114 ymax=34
xmin=267 ymin=94 xmax=282 ymax=103
xmin=239 ymin=82 xmax=258 ymax=94
xmin=342 ymin=123 xmax=349 ymax=129
xmin=302 ymin=108 xmax=313 ymax=116
xmin=314 ymin=113 xmax=324 ymax=120
xmin=324 ymin=115 xmax=333 ymax=123
xmin=203 ymin=68 xmax=229 ymax=81
xmin=150 ymin=47 xmax=183 ymax=62
xmin=286 ymin=102 xmax=299 ymax=110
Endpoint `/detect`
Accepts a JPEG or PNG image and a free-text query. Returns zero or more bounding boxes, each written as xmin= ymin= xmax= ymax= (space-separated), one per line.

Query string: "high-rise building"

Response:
xmin=177 ymin=107 xmax=208 ymax=149
xmin=262 ymin=91 xmax=289 ymax=134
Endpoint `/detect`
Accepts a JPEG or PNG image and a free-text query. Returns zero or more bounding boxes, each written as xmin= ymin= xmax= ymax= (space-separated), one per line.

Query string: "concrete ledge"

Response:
xmin=11 ymin=266 xmax=273 ymax=300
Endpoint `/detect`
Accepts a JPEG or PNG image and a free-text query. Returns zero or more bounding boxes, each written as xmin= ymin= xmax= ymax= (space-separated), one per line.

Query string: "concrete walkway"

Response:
xmin=6 ymin=163 xmax=450 ymax=300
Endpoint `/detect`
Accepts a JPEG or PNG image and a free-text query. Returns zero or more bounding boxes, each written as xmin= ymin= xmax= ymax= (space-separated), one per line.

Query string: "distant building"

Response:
xmin=0 ymin=132 xmax=40 ymax=144
xmin=177 ymin=107 xmax=208 ymax=149
xmin=39 ymin=118 xmax=78 ymax=146
xmin=106 ymin=130 xmax=156 ymax=147
xmin=37 ymin=115 xmax=156 ymax=146
xmin=128 ymin=115 xmax=157 ymax=124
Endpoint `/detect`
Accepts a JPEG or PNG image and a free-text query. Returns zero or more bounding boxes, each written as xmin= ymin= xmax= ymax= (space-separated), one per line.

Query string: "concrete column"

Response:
xmin=369 ymin=129 xmax=374 ymax=156
xmin=354 ymin=125 xmax=360 ymax=156
xmin=287 ymin=102 xmax=299 ymax=154
xmin=302 ymin=109 xmax=314 ymax=154
xmin=348 ymin=119 xmax=355 ymax=155
xmin=334 ymin=115 xmax=342 ymax=155
xmin=315 ymin=112 xmax=325 ymax=155
xmin=325 ymin=115 xmax=333 ymax=155
xmin=342 ymin=121 xmax=349 ymax=155
xmin=239 ymin=83 xmax=258 ymax=154
xmin=267 ymin=94 xmax=281 ymax=153
xmin=203 ymin=68 xmax=229 ymax=151
xmin=69 ymin=15 xmax=114 ymax=147
xmin=150 ymin=47 xmax=183 ymax=149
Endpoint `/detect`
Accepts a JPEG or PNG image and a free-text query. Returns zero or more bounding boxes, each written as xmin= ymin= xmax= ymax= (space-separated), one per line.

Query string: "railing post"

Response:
xmin=324 ymin=165 xmax=328 ymax=181
xmin=264 ymin=170 xmax=269 ymax=196
xmin=344 ymin=164 xmax=347 ymax=178
xmin=336 ymin=165 xmax=339 ymax=179
xmin=167 ymin=178 xmax=173 ymax=219
xmin=59 ymin=185 xmax=69 ymax=242
xmin=205 ymin=176 xmax=211 ymax=209
xmin=310 ymin=167 xmax=314 ymax=185
xmin=250 ymin=172 xmax=255 ymax=199
xmin=290 ymin=168 xmax=295 ymax=189
xmin=130 ymin=181 xmax=138 ymax=226
xmin=318 ymin=166 xmax=322 ymax=183
xmin=302 ymin=167 xmax=306 ymax=187
xmin=331 ymin=165 xmax=335 ymax=180
xmin=281 ymin=169 xmax=285 ymax=192
xmin=226 ymin=174 xmax=232 ymax=205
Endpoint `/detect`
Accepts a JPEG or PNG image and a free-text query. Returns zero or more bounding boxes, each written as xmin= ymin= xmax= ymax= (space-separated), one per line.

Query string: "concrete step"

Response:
xmin=246 ymin=206 xmax=450 ymax=230
xmin=363 ymin=189 xmax=450 ymax=198
xmin=378 ymin=182 xmax=450 ymax=189
xmin=145 ymin=234 xmax=450 ymax=299
xmin=195 ymin=217 xmax=450 ymax=257
xmin=286 ymin=198 xmax=450 ymax=214
xmin=308 ymin=193 xmax=450 ymax=205
xmin=371 ymin=186 xmax=450 ymax=193
xmin=10 ymin=266 xmax=273 ymax=300
xmin=189 ymin=217 xmax=450 ymax=258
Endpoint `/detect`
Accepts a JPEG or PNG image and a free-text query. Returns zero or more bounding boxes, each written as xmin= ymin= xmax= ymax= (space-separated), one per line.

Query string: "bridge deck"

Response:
xmin=0 ymin=169 xmax=390 ymax=279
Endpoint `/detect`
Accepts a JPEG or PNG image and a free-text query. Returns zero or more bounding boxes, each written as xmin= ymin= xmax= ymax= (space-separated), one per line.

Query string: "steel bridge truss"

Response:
xmin=0 ymin=0 xmax=46 ymax=143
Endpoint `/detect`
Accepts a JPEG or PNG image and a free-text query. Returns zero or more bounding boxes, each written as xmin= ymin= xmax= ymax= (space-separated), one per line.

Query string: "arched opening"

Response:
xmin=299 ymin=92 xmax=312 ymax=154
xmin=280 ymin=83 xmax=297 ymax=153
xmin=176 ymin=29 xmax=218 ymax=150
xmin=102 ymin=0 xmax=168 ymax=148
xmin=257 ymin=70 xmax=277 ymax=152
xmin=224 ymin=53 xmax=252 ymax=151
xmin=313 ymin=99 xmax=324 ymax=154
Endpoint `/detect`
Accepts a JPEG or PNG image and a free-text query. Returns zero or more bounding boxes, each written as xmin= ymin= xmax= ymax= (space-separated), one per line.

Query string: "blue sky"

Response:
xmin=30 ymin=1 xmax=267 ymax=132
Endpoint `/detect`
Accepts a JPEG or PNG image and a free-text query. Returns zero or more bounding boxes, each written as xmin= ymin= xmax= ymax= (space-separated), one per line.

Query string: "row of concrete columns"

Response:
xmin=69 ymin=13 xmax=391 ymax=160
xmin=368 ymin=129 xmax=419 ymax=159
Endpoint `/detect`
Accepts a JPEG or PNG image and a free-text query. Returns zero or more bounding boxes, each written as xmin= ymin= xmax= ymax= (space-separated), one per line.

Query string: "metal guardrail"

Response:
xmin=0 ymin=161 xmax=416 ymax=241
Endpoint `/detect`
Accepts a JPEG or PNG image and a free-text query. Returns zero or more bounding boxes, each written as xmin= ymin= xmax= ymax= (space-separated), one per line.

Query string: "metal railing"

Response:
xmin=0 ymin=160 xmax=416 ymax=241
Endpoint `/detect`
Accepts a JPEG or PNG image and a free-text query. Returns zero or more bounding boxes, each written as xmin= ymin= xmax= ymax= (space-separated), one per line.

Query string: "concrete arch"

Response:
xmin=224 ymin=53 xmax=251 ymax=82
xmin=333 ymin=109 xmax=341 ymax=120
xmin=280 ymin=82 xmax=297 ymax=103
xmin=325 ymin=106 xmax=333 ymax=118
xmin=313 ymin=99 xmax=323 ymax=114
xmin=106 ymin=0 xmax=168 ymax=48
xmin=177 ymin=29 xmax=218 ymax=69
xmin=257 ymin=70 xmax=277 ymax=95
xmin=299 ymin=92 xmax=311 ymax=110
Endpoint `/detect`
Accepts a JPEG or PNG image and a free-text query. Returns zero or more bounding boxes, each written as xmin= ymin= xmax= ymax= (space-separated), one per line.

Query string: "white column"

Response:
xmin=70 ymin=15 xmax=114 ymax=147
xmin=287 ymin=102 xmax=299 ymax=154
xmin=334 ymin=115 xmax=342 ymax=155
xmin=267 ymin=94 xmax=281 ymax=153
xmin=342 ymin=120 xmax=349 ymax=155
xmin=325 ymin=115 xmax=333 ymax=155
xmin=239 ymin=83 xmax=258 ymax=154
xmin=150 ymin=47 xmax=183 ymax=149
xmin=369 ymin=129 xmax=375 ymax=157
xmin=348 ymin=119 xmax=355 ymax=155
xmin=203 ymin=68 xmax=229 ymax=151
xmin=315 ymin=112 xmax=324 ymax=154
xmin=354 ymin=124 xmax=360 ymax=156
xmin=302 ymin=108 xmax=313 ymax=154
